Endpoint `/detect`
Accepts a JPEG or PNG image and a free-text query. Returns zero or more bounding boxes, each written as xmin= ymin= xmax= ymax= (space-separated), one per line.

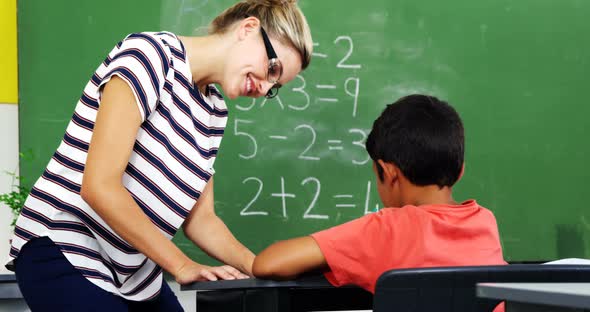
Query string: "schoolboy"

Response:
xmin=252 ymin=94 xmax=506 ymax=293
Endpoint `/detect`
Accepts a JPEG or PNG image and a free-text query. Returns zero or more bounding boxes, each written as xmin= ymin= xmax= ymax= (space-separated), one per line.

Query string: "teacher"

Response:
xmin=6 ymin=0 xmax=312 ymax=311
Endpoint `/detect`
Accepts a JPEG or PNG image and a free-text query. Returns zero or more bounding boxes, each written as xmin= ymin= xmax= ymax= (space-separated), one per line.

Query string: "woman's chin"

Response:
xmin=221 ymin=87 xmax=238 ymax=100
xmin=226 ymin=92 xmax=239 ymax=100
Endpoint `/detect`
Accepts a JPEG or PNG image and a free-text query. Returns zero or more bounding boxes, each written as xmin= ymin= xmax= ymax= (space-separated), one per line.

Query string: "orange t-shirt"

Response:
xmin=311 ymin=200 xmax=506 ymax=293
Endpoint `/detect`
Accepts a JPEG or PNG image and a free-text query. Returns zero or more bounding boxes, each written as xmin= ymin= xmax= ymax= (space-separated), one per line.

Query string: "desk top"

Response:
xmin=181 ymin=274 xmax=334 ymax=291
xmin=0 ymin=274 xmax=16 ymax=282
xmin=477 ymin=283 xmax=590 ymax=309
xmin=0 ymin=274 xmax=21 ymax=299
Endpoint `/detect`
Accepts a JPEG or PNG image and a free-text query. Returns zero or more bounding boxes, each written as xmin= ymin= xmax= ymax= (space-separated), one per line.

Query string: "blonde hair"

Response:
xmin=209 ymin=0 xmax=313 ymax=70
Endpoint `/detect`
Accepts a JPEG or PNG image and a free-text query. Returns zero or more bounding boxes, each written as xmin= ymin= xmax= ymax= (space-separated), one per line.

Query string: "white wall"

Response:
xmin=0 ymin=103 xmax=19 ymax=275
xmin=0 ymin=104 xmax=28 ymax=311
xmin=168 ymin=278 xmax=197 ymax=311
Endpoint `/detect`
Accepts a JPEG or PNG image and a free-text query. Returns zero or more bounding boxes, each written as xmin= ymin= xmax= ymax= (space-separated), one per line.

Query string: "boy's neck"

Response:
xmin=399 ymin=183 xmax=458 ymax=207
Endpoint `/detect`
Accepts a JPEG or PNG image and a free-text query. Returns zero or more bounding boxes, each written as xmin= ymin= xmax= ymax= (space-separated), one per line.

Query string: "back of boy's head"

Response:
xmin=365 ymin=94 xmax=464 ymax=188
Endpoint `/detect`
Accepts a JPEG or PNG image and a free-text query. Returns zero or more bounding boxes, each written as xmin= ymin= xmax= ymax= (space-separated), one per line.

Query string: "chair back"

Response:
xmin=373 ymin=264 xmax=590 ymax=312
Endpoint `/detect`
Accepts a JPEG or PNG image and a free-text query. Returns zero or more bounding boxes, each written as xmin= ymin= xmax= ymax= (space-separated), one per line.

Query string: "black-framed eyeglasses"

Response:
xmin=260 ymin=27 xmax=283 ymax=99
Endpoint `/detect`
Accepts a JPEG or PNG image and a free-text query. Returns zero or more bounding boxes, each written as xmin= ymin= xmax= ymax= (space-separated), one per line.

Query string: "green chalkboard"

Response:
xmin=19 ymin=0 xmax=590 ymax=263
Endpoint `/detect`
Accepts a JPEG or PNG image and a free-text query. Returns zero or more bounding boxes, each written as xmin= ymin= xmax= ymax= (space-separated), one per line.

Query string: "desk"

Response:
xmin=477 ymin=283 xmax=590 ymax=312
xmin=0 ymin=274 xmax=22 ymax=299
xmin=181 ymin=275 xmax=372 ymax=312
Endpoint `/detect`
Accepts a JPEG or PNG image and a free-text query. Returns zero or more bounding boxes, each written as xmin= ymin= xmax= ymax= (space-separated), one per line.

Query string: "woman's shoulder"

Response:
xmin=114 ymin=31 xmax=186 ymax=68
xmin=125 ymin=31 xmax=179 ymax=40
xmin=146 ymin=31 xmax=181 ymax=45
xmin=119 ymin=31 xmax=182 ymax=52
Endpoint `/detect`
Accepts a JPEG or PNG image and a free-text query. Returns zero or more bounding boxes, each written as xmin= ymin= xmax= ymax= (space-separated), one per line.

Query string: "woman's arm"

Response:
xmin=182 ymin=177 xmax=255 ymax=276
xmin=252 ymin=236 xmax=328 ymax=280
xmin=81 ymin=76 xmax=242 ymax=284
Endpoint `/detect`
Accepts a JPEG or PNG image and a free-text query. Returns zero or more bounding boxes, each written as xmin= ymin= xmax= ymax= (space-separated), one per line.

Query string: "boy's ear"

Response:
xmin=458 ymin=163 xmax=465 ymax=182
xmin=377 ymin=159 xmax=398 ymax=186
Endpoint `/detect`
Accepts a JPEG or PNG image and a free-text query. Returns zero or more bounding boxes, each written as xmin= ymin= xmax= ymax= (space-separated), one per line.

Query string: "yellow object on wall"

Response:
xmin=0 ymin=0 xmax=18 ymax=104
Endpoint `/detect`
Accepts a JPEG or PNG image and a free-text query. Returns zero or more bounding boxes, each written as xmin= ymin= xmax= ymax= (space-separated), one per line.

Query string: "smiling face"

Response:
xmin=222 ymin=17 xmax=303 ymax=100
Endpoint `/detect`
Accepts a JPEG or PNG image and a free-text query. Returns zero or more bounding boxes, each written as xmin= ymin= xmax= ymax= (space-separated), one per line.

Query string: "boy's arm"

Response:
xmin=252 ymin=236 xmax=328 ymax=280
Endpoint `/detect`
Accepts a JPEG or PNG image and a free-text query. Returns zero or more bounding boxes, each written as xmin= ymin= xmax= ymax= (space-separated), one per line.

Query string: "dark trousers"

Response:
xmin=14 ymin=236 xmax=184 ymax=312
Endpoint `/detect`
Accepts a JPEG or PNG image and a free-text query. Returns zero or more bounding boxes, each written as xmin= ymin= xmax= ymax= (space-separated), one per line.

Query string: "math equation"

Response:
xmin=229 ymin=35 xmax=379 ymax=220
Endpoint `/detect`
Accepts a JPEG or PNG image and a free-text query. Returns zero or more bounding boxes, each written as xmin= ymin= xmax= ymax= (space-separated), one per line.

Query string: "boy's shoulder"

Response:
xmin=313 ymin=200 xmax=496 ymax=243
xmin=375 ymin=200 xmax=496 ymax=224
xmin=383 ymin=199 xmax=488 ymax=212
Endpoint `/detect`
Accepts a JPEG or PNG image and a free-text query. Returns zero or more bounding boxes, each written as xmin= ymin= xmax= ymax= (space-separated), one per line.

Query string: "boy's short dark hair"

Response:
xmin=365 ymin=94 xmax=464 ymax=188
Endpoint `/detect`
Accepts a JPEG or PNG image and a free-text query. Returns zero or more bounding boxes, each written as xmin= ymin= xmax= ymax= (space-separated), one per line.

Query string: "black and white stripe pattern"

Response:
xmin=7 ymin=32 xmax=228 ymax=300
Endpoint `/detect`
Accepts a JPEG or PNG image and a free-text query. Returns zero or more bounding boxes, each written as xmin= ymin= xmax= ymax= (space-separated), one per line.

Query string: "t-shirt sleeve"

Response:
xmin=310 ymin=212 xmax=385 ymax=291
xmin=96 ymin=33 xmax=169 ymax=122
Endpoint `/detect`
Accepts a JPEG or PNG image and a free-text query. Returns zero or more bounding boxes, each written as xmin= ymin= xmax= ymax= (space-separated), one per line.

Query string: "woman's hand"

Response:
xmin=174 ymin=261 xmax=250 ymax=285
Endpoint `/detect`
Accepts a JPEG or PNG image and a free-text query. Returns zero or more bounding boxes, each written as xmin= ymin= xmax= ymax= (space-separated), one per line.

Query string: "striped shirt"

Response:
xmin=6 ymin=32 xmax=228 ymax=301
